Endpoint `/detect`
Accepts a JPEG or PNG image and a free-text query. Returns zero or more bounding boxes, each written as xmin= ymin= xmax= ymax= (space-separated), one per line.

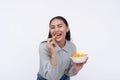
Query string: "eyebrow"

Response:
xmin=57 ymin=24 xmax=62 ymax=26
xmin=50 ymin=24 xmax=63 ymax=26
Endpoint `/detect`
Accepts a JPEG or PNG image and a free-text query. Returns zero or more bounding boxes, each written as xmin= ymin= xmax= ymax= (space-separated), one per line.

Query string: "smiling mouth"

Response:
xmin=56 ymin=33 xmax=62 ymax=38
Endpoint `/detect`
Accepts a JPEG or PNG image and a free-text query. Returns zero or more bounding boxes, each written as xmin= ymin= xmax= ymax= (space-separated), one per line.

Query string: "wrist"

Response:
xmin=51 ymin=55 xmax=56 ymax=58
xmin=51 ymin=54 xmax=57 ymax=67
xmin=51 ymin=53 xmax=56 ymax=58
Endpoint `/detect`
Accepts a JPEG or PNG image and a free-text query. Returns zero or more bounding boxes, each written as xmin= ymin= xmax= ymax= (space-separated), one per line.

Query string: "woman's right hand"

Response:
xmin=47 ymin=38 xmax=56 ymax=56
xmin=47 ymin=38 xmax=57 ymax=66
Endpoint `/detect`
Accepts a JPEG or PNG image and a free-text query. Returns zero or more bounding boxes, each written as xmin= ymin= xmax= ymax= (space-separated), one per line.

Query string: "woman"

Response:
xmin=37 ymin=16 xmax=88 ymax=80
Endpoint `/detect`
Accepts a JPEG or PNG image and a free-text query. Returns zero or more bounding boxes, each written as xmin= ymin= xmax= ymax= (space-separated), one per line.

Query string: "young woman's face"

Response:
xmin=50 ymin=19 xmax=69 ymax=42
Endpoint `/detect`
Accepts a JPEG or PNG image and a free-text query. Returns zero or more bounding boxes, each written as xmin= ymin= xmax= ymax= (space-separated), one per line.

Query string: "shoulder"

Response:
xmin=66 ymin=40 xmax=76 ymax=54
xmin=39 ymin=40 xmax=48 ymax=50
xmin=66 ymin=40 xmax=76 ymax=49
xmin=39 ymin=40 xmax=50 ymax=56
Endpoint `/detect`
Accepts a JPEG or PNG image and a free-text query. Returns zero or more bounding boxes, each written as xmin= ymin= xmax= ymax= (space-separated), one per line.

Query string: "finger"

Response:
xmin=51 ymin=40 xmax=56 ymax=47
xmin=77 ymin=63 xmax=84 ymax=66
xmin=73 ymin=63 xmax=83 ymax=66
xmin=83 ymin=57 xmax=88 ymax=64
xmin=47 ymin=38 xmax=52 ymax=44
xmin=47 ymin=38 xmax=56 ymax=47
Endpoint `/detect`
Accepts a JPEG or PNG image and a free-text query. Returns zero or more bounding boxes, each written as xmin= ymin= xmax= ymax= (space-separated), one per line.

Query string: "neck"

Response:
xmin=57 ymin=40 xmax=66 ymax=48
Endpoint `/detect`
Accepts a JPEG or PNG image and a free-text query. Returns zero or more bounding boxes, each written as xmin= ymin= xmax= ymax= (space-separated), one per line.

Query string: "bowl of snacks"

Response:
xmin=71 ymin=53 xmax=88 ymax=63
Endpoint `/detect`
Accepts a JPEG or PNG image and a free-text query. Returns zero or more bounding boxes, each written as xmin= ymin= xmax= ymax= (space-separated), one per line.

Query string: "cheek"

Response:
xmin=62 ymin=28 xmax=68 ymax=34
xmin=62 ymin=30 xmax=67 ymax=36
xmin=61 ymin=27 xmax=67 ymax=32
xmin=50 ymin=30 xmax=54 ymax=34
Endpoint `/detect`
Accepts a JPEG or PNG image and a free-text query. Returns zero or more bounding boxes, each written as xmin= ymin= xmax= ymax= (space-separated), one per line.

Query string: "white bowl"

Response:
xmin=71 ymin=56 xmax=88 ymax=63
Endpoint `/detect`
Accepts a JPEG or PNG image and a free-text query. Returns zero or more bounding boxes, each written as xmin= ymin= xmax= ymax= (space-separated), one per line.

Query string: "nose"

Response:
xmin=54 ymin=27 xmax=59 ymax=32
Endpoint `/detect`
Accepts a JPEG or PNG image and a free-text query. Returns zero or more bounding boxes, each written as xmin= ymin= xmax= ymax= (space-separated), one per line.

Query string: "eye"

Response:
xmin=50 ymin=25 xmax=55 ymax=29
xmin=58 ymin=25 xmax=62 ymax=28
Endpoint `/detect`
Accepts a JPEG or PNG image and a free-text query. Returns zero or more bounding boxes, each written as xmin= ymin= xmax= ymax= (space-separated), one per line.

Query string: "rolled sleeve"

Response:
xmin=39 ymin=43 xmax=58 ymax=80
xmin=66 ymin=61 xmax=78 ymax=76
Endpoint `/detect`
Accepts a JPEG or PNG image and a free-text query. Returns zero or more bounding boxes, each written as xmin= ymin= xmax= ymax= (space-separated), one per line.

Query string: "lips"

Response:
xmin=55 ymin=33 xmax=62 ymax=39
xmin=56 ymin=33 xmax=62 ymax=36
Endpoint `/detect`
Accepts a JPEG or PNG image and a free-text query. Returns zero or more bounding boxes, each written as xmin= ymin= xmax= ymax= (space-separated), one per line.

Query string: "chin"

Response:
xmin=55 ymin=39 xmax=61 ymax=42
xmin=55 ymin=38 xmax=61 ymax=42
xmin=56 ymin=38 xmax=65 ymax=43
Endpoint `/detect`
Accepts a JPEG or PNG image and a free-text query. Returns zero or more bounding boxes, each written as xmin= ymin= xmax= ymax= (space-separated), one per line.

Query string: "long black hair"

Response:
xmin=48 ymin=16 xmax=71 ymax=41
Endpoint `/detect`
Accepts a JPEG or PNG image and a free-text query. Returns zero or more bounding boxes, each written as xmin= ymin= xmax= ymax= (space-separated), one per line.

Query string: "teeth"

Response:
xmin=57 ymin=34 xmax=61 ymax=36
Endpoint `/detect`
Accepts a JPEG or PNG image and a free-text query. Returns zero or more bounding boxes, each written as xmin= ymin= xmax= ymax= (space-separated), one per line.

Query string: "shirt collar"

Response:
xmin=55 ymin=40 xmax=70 ymax=52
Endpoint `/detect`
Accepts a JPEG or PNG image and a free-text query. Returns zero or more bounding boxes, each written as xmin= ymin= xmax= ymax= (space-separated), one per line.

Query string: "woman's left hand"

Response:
xmin=73 ymin=57 xmax=88 ymax=74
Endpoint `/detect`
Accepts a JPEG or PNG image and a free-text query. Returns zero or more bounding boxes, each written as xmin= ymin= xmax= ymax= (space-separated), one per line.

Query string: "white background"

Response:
xmin=0 ymin=0 xmax=120 ymax=80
